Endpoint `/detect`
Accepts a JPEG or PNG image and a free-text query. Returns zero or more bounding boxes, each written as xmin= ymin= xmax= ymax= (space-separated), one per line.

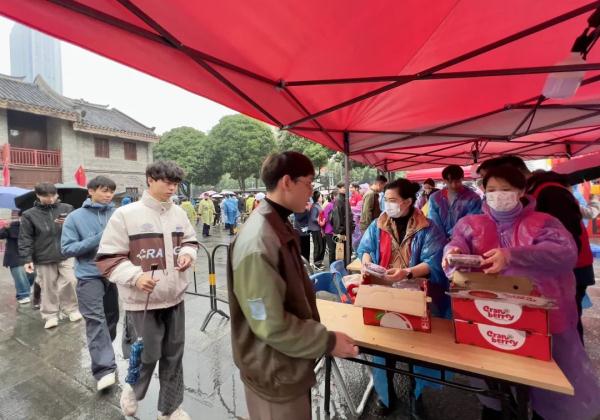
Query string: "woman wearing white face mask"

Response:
xmin=444 ymin=165 xmax=600 ymax=420
xmin=356 ymin=178 xmax=449 ymax=415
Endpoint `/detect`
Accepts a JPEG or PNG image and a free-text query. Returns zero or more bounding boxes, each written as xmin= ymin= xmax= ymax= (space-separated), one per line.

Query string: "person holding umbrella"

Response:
xmin=18 ymin=182 xmax=81 ymax=329
xmin=96 ymin=161 xmax=198 ymax=420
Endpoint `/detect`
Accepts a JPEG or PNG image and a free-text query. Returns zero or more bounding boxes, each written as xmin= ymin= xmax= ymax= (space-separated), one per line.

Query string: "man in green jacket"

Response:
xmin=360 ymin=174 xmax=388 ymax=233
xmin=228 ymin=151 xmax=358 ymax=420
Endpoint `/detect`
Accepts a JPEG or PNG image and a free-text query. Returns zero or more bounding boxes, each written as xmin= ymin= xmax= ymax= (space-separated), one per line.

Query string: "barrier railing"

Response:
xmin=186 ymin=242 xmax=230 ymax=332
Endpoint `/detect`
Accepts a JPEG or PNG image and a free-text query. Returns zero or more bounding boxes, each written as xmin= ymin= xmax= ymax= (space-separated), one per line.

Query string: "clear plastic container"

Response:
xmin=447 ymin=254 xmax=484 ymax=268
xmin=364 ymin=262 xmax=387 ymax=278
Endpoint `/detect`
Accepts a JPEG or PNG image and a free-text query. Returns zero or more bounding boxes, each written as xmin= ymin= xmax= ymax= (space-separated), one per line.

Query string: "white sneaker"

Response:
xmin=157 ymin=407 xmax=191 ymax=420
xmin=97 ymin=371 xmax=116 ymax=391
xmin=17 ymin=297 xmax=31 ymax=304
xmin=44 ymin=318 xmax=58 ymax=329
xmin=120 ymin=384 xmax=138 ymax=416
xmin=68 ymin=311 xmax=83 ymax=322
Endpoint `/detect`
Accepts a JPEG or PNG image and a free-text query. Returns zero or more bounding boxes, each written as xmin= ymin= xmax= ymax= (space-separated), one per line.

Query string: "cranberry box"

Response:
xmin=454 ymin=320 xmax=552 ymax=361
xmin=449 ymin=290 xmax=553 ymax=335
xmin=355 ymin=281 xmax=432 ymax=333
xmin=362 ymin=308 xmax=431 ymax=332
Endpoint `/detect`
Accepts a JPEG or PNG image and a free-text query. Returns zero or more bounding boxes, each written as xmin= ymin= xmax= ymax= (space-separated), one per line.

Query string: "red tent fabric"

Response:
xmin=5 ymin=1 xmax=600 ymax=169
xmin=405 ymin=165 xmax=476 ymax=182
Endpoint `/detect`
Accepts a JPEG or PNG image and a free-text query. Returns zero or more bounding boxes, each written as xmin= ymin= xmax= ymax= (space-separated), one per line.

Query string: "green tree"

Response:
xmin=154 ymin=126 xmax=223 ymax=186
xmin=208 ymin=115 xmax=276 ymax=191
xmin=276 ymin=130 xmax=334 ymax=175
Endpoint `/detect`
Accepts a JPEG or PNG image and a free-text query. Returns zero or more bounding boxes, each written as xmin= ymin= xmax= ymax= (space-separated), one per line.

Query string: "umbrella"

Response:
xmin=203 ymin=190 xmax=217 ymax=196
xmin=0 ymin=186 xmax=30 ymax=210
xmin=553 ymin=152 xmax=600 ymax=186
xmin=220 ymin=190 xmax=235 ymax=195
xmin=15 ymin=184 xmax=88 ymax=211
xmin=211 ymin=194 xmax=223 ymax=198
xmin=126 ymin=264 xmax=158 ymax=385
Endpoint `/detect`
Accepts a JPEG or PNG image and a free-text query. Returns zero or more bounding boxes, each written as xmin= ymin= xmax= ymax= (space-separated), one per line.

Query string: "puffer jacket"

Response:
xmin=19 ymin=200 xmax=74 ymax=264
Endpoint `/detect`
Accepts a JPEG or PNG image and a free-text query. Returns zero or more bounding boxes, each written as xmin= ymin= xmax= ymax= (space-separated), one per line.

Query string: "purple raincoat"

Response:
xmin=445 ymin=198 xmax=600 ymax=420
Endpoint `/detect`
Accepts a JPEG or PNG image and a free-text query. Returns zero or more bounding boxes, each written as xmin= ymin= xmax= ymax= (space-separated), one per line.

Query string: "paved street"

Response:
xmin=0 ymin=224 xmax=599 ymax=420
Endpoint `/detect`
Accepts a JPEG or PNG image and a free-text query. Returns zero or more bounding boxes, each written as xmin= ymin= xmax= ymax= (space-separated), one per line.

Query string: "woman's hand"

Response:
xmin=482 ymin=248 xmax=510 ymax=274
xmin=384 ymin=267 xmax=409 ymax=282
xmin=442 ymin=247 xmax=462 ymax=270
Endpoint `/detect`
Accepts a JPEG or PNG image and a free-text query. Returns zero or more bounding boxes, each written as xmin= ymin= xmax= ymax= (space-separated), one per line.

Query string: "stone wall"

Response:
xmin=70 ymin=131 xmax=152 ymax=193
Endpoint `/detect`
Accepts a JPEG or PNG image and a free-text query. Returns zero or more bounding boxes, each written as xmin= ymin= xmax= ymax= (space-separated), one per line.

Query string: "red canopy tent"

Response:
xmin=4 ymin=1 xmax=600 ymax=172
xmin=6 ymin=1 xmax=600 ymax=261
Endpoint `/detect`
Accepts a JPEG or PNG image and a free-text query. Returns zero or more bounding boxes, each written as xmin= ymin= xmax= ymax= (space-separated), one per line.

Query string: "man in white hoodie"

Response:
xmin=96 ymin=161 xmax=198 ymax=420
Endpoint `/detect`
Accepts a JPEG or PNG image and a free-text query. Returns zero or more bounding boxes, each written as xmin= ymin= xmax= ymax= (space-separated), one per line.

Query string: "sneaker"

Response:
xmin=17 ymin=297 xmax=31 ymax=304
xmin=120 ymin=384 xmax=138 ymax=416
xmin=68 ymin=311 xmax=83 ymax=322
xmin=44 ymin=317 xmax=58 ymax=329
xmin=97 ymin=371 xmax=116 ymax=391
xmin=158 ymin=407 xmax=191 ymax=420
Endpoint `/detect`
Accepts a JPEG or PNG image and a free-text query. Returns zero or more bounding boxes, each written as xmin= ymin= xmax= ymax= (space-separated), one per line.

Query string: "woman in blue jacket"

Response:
xmin=357 ymin=178 xmax=449 ymax=415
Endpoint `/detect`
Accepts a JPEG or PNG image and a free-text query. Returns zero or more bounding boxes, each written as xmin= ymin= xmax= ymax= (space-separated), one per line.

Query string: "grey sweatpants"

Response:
xmin=76 ymin=277 xmax=119 ymax=380
xmin=37 ymin=259 xmax=79 ymax=320
xmin=127 ymin=301 xmax=185 ymax=415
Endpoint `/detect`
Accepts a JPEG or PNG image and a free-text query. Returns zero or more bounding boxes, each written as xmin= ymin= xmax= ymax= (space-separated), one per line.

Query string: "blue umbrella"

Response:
xmin=0 ymin=186 xmax=30 ymax=210
xmin=125 ymin=264 xmax=158 ymax=385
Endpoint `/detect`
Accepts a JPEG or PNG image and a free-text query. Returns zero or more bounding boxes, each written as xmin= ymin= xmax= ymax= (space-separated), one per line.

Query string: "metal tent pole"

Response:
xmin=343 ymin=132 xmax=351 ymax=265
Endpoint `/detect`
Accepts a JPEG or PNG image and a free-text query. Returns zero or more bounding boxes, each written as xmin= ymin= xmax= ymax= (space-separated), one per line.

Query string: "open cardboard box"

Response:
xmin=451 ymin=271 xmax=533 ymax=295
xmin=354 ymin=281 xmax=432 ymax=332
xmin=450 ymin=271 xmax=552 ymax=359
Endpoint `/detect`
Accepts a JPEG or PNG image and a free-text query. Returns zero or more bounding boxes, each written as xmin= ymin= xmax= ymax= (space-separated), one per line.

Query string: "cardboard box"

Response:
xmin=449 ymin=289 xmax=553 ymax=335
xmin=354 ymin=281 xmax=432 ymax=333
xmin=452 ymin=271 xmax=533 ymax=295
xmin=454 ymin=320 xmax=552 ymax=361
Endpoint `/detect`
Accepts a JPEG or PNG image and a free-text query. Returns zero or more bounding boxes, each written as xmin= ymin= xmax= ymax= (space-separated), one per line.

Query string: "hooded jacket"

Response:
xmin=61 ymin=198 xmax=115 ymax=281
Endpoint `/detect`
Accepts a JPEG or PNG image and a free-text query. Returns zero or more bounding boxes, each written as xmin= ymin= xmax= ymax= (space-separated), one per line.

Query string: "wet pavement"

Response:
xmin=0 ymin=224 xmax=599 ymax=420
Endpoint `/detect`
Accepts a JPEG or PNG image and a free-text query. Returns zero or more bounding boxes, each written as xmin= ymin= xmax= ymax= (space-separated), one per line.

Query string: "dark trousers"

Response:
xmin=310 ymin=230 xmax=325 ymax=265
xmin=325 ymin=234 xmax=336 ymax=267
xmin=574 ymin=265 xmax=595 ymax=343
xmin=77 ymin=277 xmax=119 ymax=379
xmin=127 ymin=301 xmax=185 ymax=415
xmin=202 ymin=223 xmax=211 ymax=237
xmin=299 ymin=235 xmax=310 ymax=261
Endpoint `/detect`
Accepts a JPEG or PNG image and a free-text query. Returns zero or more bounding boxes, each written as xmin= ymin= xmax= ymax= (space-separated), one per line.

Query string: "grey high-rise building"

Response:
xmin=10 ymin=23 xmax=63 ymax=93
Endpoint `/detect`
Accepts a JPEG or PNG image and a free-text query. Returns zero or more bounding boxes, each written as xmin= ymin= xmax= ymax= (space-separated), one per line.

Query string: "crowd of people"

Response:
xmin=228 ymin=153 xmax=600 ymax=420
xmin=2 ymin=152 xmax=600 ymax=420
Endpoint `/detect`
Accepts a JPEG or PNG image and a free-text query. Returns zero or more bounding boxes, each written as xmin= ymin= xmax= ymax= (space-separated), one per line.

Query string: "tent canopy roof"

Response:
xmin=5 ymin=1 xmax=600 ymax=169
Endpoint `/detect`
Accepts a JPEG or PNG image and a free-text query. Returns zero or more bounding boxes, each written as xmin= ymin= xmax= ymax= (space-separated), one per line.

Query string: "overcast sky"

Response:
xmin=0 ymin=16 xmax=234 ymax=135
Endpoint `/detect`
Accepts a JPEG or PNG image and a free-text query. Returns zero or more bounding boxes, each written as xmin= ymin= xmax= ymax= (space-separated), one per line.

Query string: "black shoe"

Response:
xmin=374 ymin=399 xmax=394 ymax=417
xmin=481 ymin=406 xmax=503 ymax=420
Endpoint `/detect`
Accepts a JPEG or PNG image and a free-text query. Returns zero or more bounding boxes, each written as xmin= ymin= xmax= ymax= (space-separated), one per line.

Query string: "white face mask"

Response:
xmin=486 ymin=191 xmax=520 ymax=212
xmin=385 ymin=201 xmax=410 ymax=218
xmin=384 ymin=202 xmax=401 ymax=218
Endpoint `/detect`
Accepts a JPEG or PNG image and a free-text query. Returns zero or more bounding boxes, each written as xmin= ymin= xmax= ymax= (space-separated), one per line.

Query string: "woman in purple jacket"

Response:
xmin=444 ymin=165 xmax=600 ymax=420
